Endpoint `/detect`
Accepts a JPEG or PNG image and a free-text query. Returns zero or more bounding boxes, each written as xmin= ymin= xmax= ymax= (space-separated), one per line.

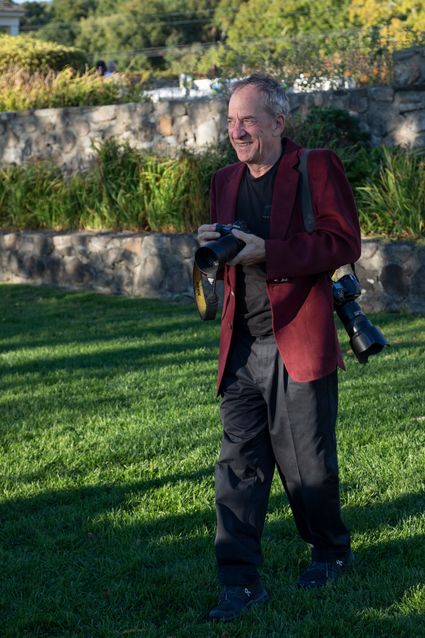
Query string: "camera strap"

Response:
xmin=298 ymin=148 xmax=357 ymax=280
xmin=193 ymin=263 xmax=219 ymax=320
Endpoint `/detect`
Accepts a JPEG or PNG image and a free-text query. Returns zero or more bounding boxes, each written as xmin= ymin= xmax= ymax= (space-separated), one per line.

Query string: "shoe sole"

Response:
xmin=208 ymin=591 xmax=270 ymax=622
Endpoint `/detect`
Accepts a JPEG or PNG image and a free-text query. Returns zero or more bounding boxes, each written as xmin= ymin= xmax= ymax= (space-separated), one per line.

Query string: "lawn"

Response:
xmin=0 ymin=284 xmax=424 ymax=638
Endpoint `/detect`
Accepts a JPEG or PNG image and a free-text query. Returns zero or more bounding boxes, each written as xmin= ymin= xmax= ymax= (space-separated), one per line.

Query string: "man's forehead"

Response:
xmin=228 ymin=86 xmax=268 ymax=115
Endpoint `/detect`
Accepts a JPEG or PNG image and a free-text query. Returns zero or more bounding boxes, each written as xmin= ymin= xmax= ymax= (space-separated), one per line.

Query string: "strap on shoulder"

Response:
xmin=298 ymin=148 xmax=357 ymax=276
xmin=298 ymin=149 xmax=316 ymax=234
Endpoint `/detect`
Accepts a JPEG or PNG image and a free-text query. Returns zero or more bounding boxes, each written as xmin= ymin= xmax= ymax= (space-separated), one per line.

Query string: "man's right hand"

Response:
xmin=197 ymin=224 xmax=220 ymax=245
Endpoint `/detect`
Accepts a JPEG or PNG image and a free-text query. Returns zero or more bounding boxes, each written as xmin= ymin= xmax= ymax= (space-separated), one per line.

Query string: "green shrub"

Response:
xmin=287 ymin=107 xmax=370 ymax=149
xmin=0 ymin=67 xmax=145 ymax=111
xmin=0 ymin=34 xmax=87 ymax=73
xmin=286 ymin=107 xmax=373 ymax=188
xmin=0 ymin=136 xmax=423 ymax=239
xmin=356 ymin=146 xmax=425 ymax=238
xmin=0 ymin=140 xmax=234 ymax=233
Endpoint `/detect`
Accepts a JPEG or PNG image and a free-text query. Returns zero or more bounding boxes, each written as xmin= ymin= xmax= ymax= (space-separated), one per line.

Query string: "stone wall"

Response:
xmin=0 ymin=99 xmax=228 ymax=174
xmin=0 ymin=46 xmax=425 ymax=172
xmin=0 ymin=231 xmax=198 ymax=301
xmin=1 ymin=231 xmax=424 ymax=313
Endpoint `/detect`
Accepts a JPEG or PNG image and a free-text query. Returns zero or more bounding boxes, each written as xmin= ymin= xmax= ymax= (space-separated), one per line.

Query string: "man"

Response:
xmin=197 ymin=74 xmax=361 ymax=622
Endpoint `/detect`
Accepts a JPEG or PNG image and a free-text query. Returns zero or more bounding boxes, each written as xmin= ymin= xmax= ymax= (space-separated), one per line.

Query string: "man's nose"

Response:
xmin=231 ymin=119 xmax=246 ymax=138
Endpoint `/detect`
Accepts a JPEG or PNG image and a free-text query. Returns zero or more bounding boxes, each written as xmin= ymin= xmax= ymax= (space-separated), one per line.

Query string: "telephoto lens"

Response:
xmin=333 ymin=273 xmax=388 ymax=363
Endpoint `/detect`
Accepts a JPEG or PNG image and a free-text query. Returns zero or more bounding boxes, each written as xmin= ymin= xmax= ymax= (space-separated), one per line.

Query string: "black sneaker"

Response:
xmin=208 ymin=583 xmax=270 ymax=622
xmin=297 ymin=550 xmax=354 ymax=589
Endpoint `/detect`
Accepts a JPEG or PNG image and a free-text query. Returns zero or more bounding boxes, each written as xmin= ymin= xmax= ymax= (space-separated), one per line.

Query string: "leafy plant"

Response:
xmin=288 ymin=107 xmax=370 ymax=149
xmin=0 ymin=137 xmax=423 ymax=238
xmin=356 ymin=146 xmax=425 ymax=238
xmin=0 ymin=67 xmax=145 ymax=111
xmin=0 ymin=33 xmax=87 ymax=73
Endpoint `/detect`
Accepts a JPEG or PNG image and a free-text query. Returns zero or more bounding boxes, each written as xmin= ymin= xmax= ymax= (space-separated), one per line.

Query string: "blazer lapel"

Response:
xmin=219 ymin=163 xmax=245 ymax=225
xmin=270 ymin=139 xmax=302 ymax=239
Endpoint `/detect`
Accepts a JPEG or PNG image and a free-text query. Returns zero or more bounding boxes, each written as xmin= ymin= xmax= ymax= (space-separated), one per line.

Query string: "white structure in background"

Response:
xmin=144 ymin=77 xmax=226 ymax=101
xmin=143 ymin=74 xmax=358 ymax=101
xmin=290 ymin=73 xmax=357 ymax=93
xmin=0 ymin=0 xmax=25 ymax=35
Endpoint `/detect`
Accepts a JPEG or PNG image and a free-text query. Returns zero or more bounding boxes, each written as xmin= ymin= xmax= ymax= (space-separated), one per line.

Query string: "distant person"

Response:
xmin=95 ymin=60 xmax=108 ymax=77
xmin=106 ymin=60 xmax=117 ymax=76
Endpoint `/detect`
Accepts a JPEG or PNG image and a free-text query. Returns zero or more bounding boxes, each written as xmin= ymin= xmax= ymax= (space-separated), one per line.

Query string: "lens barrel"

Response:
xmin=336 ymin=301 xmax=388 ymax=363
xmin=195 ymin=234 xmax=245 ymax=276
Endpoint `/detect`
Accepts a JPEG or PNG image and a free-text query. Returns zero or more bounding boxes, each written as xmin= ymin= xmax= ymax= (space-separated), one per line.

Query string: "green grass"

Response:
xmin=0 ymin=284 xmax=424 ymax=638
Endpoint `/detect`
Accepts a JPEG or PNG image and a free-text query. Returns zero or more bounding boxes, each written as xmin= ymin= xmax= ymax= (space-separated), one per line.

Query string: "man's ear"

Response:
xmin=273 ymin=114 xmax=285 ymax=137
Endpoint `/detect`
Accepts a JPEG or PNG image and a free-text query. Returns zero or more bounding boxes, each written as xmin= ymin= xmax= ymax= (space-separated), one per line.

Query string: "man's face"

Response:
xmin=227 ymin=85 xmax=284 ymax=168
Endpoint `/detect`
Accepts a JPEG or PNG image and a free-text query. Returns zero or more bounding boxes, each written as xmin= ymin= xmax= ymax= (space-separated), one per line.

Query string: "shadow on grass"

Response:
xmin=0 ymin=473 xmax=423 ymax=637
xmin=1 ymin=285 xmax=424 ymax=636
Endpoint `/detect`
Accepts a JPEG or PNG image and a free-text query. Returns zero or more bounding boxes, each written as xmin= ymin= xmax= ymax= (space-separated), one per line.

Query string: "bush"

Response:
xmin=286 ymin=107 xmax=373 ymax=188
xmin=0 ymin=134 xmax=423 ymax=239
xmin=0 ymin=67 xmax=145 ymax=111
xmin=356 ymin=146 xmax=425 ymax=238
xmin=0 ymin=34 xmax=87 ymax=73
xmin=0 ymin=140 xmax=236 ymax=233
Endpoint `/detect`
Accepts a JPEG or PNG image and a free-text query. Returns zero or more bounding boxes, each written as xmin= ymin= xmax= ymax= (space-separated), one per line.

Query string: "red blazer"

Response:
xmin=210 ymin=138 xmax=361 ymax=393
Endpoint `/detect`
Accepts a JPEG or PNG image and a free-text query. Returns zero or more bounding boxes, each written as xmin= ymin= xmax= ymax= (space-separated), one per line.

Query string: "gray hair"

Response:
xmin=229 ymin=74 xmax=290 ymax=118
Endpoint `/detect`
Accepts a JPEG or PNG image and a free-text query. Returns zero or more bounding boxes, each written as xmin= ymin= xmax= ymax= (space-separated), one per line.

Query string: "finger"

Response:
xmin=231 ymin=228 xmax=250 ymax=240
xmin=198 ymin=224 xmax=216 ymax=233
xmin=197 ymin=232 xmax=220 ymax=244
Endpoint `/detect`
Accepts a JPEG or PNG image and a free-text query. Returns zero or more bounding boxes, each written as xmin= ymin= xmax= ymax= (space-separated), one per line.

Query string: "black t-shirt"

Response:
xmin=234 ymin=159 xmax=281 ymax=336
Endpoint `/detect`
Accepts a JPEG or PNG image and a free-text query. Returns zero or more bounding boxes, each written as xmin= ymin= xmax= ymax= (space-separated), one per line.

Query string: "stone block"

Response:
xmin=65 ymin=257 xmax=95 ymax=285
xmin=121 ymin=236 xmax=144 ymax=256
xmin=89 ymin=105 xmax=118 ymax=123
xmin=381 ymin=263 xmax=409 ymax=298
xmin=156 ymin=115 xmax=173 ymax=137
xmin=2 ymin=233 xmax=18 ymax=249
xmin=164 ymin=255 xmax=192 ymax=293
xmin=393 ymin=47 xmax=425 ymax=88
xmin=134 ymin=255 xmax=165 ymax=296
xmin=85 ymin=235 xmax=111 ymax=254
xmin=368 ymin=87 xmax=395 ymax=103
xmin=174 ymin=114 xmax=193 ymax=144
xmin=52 ymin=234 xmax=74 ymax=253
xmin=195 ymin=119 xmax=220 ymax=147
xmin=171 ymin=234 xmax=198 ymax=259
xmin=171 ymin=103 xmax=187 ymax=117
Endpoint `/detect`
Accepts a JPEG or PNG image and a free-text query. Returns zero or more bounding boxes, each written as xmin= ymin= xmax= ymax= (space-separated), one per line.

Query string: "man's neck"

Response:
xmin=246 ymin=147 xmax=283 ymax=178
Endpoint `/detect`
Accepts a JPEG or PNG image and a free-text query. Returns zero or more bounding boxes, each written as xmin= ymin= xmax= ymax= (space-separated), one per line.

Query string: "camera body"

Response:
xmin=194 ymin=220 xmax=250 ymax=276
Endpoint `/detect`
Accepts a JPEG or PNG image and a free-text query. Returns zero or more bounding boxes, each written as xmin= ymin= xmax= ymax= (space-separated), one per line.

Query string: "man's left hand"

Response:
xmin=227 ymin=229 xmax=266 ymax=266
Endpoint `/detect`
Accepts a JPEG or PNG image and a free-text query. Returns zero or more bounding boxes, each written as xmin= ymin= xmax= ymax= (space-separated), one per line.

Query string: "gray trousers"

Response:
xmin=215 ymin=333 xmax=350 ymax=585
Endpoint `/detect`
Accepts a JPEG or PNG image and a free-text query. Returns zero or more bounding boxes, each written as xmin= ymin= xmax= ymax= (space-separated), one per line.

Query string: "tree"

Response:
xmin=19 ymin=2 xmax=52 ymax=35
xmin=199 ymin=0 xmax=351 ymax=77
xmin=76 ymin=0 xmax=221 ymax=70
xmin=348 ymin=0 xmax=425 ymax=48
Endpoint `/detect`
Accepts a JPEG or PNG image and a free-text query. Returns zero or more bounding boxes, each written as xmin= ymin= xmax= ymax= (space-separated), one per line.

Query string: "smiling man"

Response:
xmin=197 ymin=74 xmax=361 ymax=622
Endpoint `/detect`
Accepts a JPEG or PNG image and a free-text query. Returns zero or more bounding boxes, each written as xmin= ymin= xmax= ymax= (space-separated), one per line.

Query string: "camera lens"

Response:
xmin=195 ymin=234 xmax=245 ymax=276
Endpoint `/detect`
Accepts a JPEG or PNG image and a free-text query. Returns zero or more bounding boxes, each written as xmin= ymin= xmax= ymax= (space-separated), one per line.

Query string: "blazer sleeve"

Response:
xmin=265 ymin=149 xmax=361 ymax=279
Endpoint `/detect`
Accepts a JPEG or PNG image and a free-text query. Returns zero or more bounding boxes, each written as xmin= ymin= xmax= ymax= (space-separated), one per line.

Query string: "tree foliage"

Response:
xmin=348 ymin=0 xmax=425 ymax=49
xmin=0 ymin=34 xmax=87 ymax=73
xmin=17 ymin=0 xmax=425 ymax=81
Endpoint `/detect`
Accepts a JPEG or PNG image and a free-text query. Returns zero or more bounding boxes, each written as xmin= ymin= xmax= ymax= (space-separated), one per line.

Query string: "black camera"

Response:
xmin=194 ymin=220 xmax=250 ymax=276
xmin=333 ymin=272 xmax=387 ymax=363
